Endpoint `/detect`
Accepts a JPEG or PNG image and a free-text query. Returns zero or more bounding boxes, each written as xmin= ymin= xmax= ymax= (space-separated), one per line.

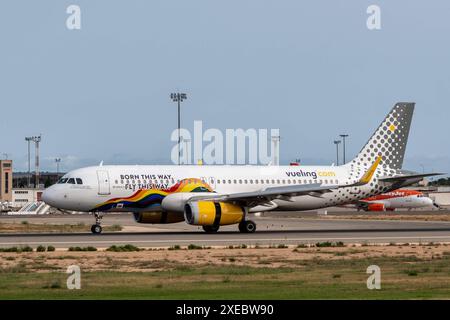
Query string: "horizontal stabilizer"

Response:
xmin=379 ymin=172 xmax=445 ymax=183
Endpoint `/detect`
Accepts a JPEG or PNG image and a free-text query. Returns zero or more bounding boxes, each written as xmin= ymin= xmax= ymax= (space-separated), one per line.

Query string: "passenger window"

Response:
xmin=249 ymin=179 xmax=253 ymax=184
xmin=244 ymin=180 xmax=248 ymax=184
xmin=67 ymin=178 xmax=75 ymax=184
xmin=233 ymin=180 xmax=237 ymax=184
xmin=277 ymin=180 xmax=280 ymax=184
xmin=239 ymin=180 xmax=242 ymax=184
xmin=228 ymin=180 xmax=231 ymax=184
xmin=217 ymin=180 xmax=220 ymax=184
xmin=222 ymin=180 xmax=226 ymax=184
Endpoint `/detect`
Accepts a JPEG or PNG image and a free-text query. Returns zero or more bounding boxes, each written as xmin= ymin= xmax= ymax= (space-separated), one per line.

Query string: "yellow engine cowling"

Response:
xmin=133 ymin=211 xmax=184 ymax=224
xmin=184 ymin=201 xmax=244 ymax=226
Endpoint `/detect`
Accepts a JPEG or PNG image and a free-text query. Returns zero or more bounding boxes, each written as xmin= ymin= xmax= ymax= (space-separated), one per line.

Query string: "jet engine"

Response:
xmin=184 ymin=201 xmax=244 ymax=226
xmin=133 ymin=211 xmax=184 ymax=224
xmin=366 ymin=203 xmax=386 ymax=212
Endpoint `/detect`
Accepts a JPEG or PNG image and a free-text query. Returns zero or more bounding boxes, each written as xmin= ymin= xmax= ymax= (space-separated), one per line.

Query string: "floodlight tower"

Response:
xmin=170 ymin=92 xmax=187 ymax=165
xmin=339 ymin=134 xmax=349 ymax=164
xmin=333 ymin=140 xmax=341 ymax=165
xmin=55 ymin=158 xmax=61 ymax=177
xmin=31 ymin=135 xmax=41 ymax=188
xmin=271 ymin=135 xmax=281 ymax=166
xmin=25 ymin=137 xmax=33 ymax=187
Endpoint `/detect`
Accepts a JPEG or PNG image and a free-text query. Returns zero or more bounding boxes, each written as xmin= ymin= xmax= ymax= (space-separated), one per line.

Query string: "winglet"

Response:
xmin=357 ymin=155 xmax=382 ymax=185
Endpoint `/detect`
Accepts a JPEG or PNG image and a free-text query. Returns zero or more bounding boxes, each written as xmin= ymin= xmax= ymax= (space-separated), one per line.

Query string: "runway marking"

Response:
xmin=1 ymin=235 xmax=450 ymax=246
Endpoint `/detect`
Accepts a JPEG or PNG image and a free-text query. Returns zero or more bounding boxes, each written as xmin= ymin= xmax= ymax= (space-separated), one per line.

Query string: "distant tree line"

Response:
xmin=430 ymin=178 xmax=450 ymax=186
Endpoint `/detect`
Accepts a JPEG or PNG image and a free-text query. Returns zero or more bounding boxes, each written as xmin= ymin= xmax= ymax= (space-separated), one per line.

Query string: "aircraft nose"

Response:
xmin=41 ymin=186 xmax=56 ymax=206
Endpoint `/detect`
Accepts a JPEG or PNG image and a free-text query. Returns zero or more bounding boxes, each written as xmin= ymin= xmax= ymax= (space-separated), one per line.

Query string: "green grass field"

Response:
xmin=1 ymin=253 xmax=449 ymax=299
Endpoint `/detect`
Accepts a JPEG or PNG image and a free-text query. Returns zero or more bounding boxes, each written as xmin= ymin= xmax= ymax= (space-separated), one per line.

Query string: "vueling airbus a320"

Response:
xmin=42 ymin=103 xmax=442 ymax=234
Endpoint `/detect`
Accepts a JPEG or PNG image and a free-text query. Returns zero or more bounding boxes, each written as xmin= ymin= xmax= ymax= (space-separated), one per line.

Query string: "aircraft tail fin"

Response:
xmin=350 ymin=102 xmax=415 ymax=170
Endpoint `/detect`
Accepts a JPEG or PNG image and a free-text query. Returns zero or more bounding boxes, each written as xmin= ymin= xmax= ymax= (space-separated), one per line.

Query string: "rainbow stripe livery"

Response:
xmin=93 ymin=178 xmax=213 ymax=211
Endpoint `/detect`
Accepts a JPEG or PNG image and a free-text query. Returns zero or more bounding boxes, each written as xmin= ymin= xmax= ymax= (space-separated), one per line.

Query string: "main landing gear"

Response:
xmin=201 ymin=220 xmax=257 ymax=234
xmin=238 ymin=220 xmax=256 ymax=233
xmin=91 ymin=212 xmax=103 ymax=234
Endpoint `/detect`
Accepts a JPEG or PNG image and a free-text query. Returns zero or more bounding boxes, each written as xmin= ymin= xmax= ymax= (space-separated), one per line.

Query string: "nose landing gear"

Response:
xmin=91 ymin=213 xmax=103 ymax=234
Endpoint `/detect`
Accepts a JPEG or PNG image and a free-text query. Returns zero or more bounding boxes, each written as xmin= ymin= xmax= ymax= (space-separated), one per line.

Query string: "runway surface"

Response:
xmin=1 ymin=213 xmax=450 ymax=248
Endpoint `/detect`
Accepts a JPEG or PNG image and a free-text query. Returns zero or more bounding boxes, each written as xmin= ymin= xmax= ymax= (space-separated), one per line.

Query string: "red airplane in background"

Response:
xmin=349 ymin=189 xmax=437 ymax=211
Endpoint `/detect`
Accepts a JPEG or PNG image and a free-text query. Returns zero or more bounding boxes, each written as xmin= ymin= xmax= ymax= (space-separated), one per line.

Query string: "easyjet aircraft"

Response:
xmin=42 ymin=102 xmax=442 ymax=234
xmin=347 ymin=189 xmax=436 ymax=211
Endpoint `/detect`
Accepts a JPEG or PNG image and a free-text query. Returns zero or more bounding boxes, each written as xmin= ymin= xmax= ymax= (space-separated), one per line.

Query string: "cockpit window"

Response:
xmin=76 ymin=178 xmax=83 ymax=185
xmin=58 ymin=178 xmax=68 ymax=184
xmin=67 ymin=178 xmax=75 ymax=184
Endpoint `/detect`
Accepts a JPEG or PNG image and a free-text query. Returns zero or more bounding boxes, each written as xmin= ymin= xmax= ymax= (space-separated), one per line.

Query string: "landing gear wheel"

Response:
xmin=202 ymin=225 xmax=220 ymax=233
xmin=91 ymin=212 xmax=103 ymax=234
xmin=239 ymin=220 xmax=256 ymax=233
xmin=91 ymin=224 xmax=102 ymax=234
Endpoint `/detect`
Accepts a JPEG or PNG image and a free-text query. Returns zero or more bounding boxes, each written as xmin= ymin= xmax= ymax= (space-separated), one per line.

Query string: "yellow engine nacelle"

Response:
xmin=184 ymin=201 xmax=244 ymax=226
xmin=133 ymin=211 xmax=184 ymax=224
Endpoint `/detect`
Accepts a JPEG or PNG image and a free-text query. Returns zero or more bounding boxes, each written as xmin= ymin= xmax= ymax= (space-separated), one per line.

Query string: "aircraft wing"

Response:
xmin=187 ymin=183 xmax=340 ymax=208
xmin=209 ymin=183 xmax=337 ymax=203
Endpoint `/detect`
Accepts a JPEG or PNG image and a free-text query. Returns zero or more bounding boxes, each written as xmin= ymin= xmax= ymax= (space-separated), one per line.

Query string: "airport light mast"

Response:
xmin=25 ymin=137 xmax=33 ymax=187
xmin=55 ymin=158 xmax=61 ymax=177
xmin=334 ymin=140 xmax=341 ymax=165
xmin=170 ymin=92 xmax=187 ymax=165
xmin=339 ymin=134 xmax=349 ymax=164
xmin=271 ymin=134 xmax=281 ymax=166
xmin=30 ymin=135 xmax=41 ymax=188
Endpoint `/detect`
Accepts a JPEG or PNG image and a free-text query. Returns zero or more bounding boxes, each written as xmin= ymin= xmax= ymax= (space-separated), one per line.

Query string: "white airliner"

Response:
xmin=344 ymin=189 xmax=435 ymax=211
xmin=42 ymin=103 xmax=442 ymax=234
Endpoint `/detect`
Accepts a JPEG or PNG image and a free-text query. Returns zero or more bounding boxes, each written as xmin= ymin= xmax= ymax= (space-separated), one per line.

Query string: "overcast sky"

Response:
xmin=0 ymin=1 xmax=449 ymax=176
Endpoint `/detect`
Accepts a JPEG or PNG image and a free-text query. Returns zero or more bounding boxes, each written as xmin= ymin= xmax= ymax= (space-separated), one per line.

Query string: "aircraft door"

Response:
xmin=97 ymin=170 xmax=111 ymax=195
